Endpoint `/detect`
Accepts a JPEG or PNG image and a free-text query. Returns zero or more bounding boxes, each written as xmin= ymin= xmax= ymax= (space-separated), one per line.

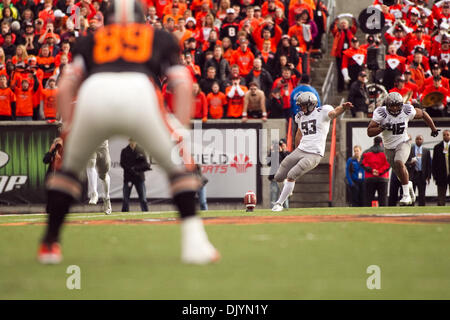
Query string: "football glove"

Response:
xmin=379 ymin=122 xmax=393 ymax=131
xmin=431 ymin=129 xmax=441 ymax=137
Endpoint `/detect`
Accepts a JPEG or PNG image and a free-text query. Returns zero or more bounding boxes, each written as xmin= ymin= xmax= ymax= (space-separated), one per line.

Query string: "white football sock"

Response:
xmin=101 ymin=174 xmax=111 ymax=199
xmin=402 ymin=184 xmax=409 ymax=197
xmin=276 ymin=180 xmax=295 ymax=205
xmin=86 ymin=167 xmax=98 ymax=197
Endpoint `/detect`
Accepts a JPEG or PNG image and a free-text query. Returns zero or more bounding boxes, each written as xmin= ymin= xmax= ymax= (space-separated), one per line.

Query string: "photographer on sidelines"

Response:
xmin=120 ymin=138 xmax=151 ymax=212
xmin=43 ymin=137 xmax=63 ymax=213
xmin=43 ymin=137 xmax=63 ymax=177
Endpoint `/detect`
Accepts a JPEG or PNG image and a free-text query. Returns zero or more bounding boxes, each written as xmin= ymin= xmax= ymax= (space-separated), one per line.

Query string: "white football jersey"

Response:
xmin=372 ymin=104 xmax=416 ymax=149
xmin=295 ymin=104 xmax=334 ymax=156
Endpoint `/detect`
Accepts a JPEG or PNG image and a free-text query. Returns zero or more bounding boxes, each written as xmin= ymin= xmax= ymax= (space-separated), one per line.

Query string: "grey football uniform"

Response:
xmin=274 ymin=105 xmax=334 ymax=182
xmin=372 ymin=105 xmax=416 ymax=168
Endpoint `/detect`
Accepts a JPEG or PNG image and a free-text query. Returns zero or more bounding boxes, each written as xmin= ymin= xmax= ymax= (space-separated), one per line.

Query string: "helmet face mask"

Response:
xmin=385 ymin=92 xmax=403 ymax=117
xmin=296 ymin=92 xmax=318 ymax=115
xmin=105 ymin=0 xmax=146 ymax=25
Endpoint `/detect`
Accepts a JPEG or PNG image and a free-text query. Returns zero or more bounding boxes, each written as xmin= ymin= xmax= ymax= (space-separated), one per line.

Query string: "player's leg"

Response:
xmin=274 ymin=150 xmax=321 ymax=211
xmin=96 ymin=142 xmax=112 ymax=214
xmin=40 ymin=87 xmax=113 ymax=264
xmin=135 ymin=180 xmax=149 ymax=212
xmin=123 ymin=74 xmax=218 ymax=264
xmin=387 ymin=142 xmax=414 ymax=206
xmin=272 ymin=149 xmax=303 ymax=211
xmin=121 ymin=181 xmax=132 ymax=212
xmin=86 ymin=153 xmax=99 ymax=204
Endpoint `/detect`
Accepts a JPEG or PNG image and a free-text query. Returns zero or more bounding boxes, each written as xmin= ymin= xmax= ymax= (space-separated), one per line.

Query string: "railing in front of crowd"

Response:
xmin=322 ymin=0 xmax=336 ymax=54
xmin=329 ymin=117 xmax=337 ymax=204
xmin=328 ymin=97 xmax=344 ymax=205
xmin=321 ymin=61 xmax=335 ymax=105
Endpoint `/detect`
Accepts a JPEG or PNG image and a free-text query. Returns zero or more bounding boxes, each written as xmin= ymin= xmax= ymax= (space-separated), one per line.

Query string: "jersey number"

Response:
xmin=93 ymin=24 xmax=153 ymax=64
xmin=301 ymin=120 xmax=317 ymax=135
xmin=392 ymin=122 xmax=405 ymax=135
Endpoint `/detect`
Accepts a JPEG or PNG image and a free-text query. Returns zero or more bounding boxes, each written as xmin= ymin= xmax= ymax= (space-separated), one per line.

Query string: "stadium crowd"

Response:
xmin=334 ymin=0 xmax=450 ymax=118
xmin=0 ymin=0 xmax=330 ymax=122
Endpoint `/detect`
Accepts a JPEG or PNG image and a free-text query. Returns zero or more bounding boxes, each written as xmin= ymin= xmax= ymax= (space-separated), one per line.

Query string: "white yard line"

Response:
xmin=372 ymin=213 xmax=450 ymax=217
xmin=0 ymin=211 xmax=175 ymax=223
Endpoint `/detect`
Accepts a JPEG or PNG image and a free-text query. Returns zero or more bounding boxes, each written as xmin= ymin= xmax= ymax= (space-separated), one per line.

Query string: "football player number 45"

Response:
xmin=93 ymin=24 xmax=153 ymax=64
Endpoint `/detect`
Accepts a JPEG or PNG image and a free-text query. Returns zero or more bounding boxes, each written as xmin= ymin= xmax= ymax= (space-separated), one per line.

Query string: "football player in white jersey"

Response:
xmin=272 ymin=92 xmax=353 ymax=211
xmin=86 ymin=140 xmax=112 ymax=215
xmin=367 ymin=92 xmax=440 ymax=206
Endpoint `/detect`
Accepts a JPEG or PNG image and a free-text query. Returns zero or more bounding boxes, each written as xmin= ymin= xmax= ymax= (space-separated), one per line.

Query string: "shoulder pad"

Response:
xmin=376 ymin=107 xmax=388 ymax=118
xmin=403 ymin=103 xmax=413 ymax=115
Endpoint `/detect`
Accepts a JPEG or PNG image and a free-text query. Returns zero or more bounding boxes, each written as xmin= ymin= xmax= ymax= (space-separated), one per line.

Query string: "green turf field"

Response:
xmin=0 ymin=207 xmax=450 ymax=299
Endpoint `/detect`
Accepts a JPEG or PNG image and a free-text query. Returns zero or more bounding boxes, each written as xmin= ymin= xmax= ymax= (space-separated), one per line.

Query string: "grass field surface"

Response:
xmin=0 ymin=207 xmax=449 ymax=300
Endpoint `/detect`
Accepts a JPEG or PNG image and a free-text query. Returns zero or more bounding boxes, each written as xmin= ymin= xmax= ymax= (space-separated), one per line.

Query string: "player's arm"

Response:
xmin=294 ymin=127 xmax=302 ymax=148
xmin=414 ymin=107 xmax=440 ymax=136
xmin=242 ymin=91 xmax=249 ymax=121
xmin=166 ymin=65 xmax=193 ymax=127
xmin=56 ymin=55 xmax=85 ymax=133
xmin=367 ymin=120 xmax=384 ymax=137
xmin=260 ymin=92 xmax=267 ymax=121
xmin=328 ymin=101 xmax=353 ymax=120
xmin=161 ymin=30 xmax=195 ymax=127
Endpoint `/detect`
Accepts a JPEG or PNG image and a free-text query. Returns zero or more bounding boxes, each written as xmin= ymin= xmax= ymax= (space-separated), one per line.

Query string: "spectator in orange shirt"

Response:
xmin=163 ymin=4 xmax=183 ymax=25
xmin=206 ymin=81 xmax=227 ymax=119
xmin=37 ymin=44 xmax=55 ymax=87
xmin=216 ymin=0 xmax=231 ymax=21
xmin=193 ymin=82 xmax=208 ymax=122
xmin=14 ymin=73 xmax=39 ymax=121
xmin=40 ymin=77 xmax=58 ymax=121
xmin=191 ymin=0 xmax=213 ymax=15
xmin=11 ymin=45 xmax=28 ymax=65
xmin=194 ymin=0 xmax=212 ymax=25
xmin=252 ymin=17 xmax=282 ymax=53
xmin=55 ymin=41 xmax=72 ymax=67
xmin=162 ymin=0 xmax=187 ymax=17
xmin=0 ymin=74 xmax=15 ymax=120
xmin=256 ymin=40 xmax=276 ymax=74
xmin=272 ymin=66 xmax=299 ymax=113
xmin=261 ymin=0 xmax=284 ymax=21
xmin=288 ymin=0 xmax=314 ymax=27
xmin=239 ymin=6 xmax=260 ymax=32
xmin=389 ymin=75 xmax=414 ymax=104
xmin=38 ymin=0 xmax=55 ymax=28
xmin=199 ymin=15 xmax=220 ymax=50
xmin=421 ymin=75 xmax=450 ymax=118
xmin=225 ymin=76 xmax=248 ymax=118
xmin=152 ymin=0 xmax=171 ymax=18
xmin=231 ymin=36 xmax=254 ymax=77
xmin=172 ymin=17 xmax=192 ymax=50
xmin=183 ymin=52 xmax=202 ymax=82
xmin=222 ymin=36 xmax=234 ymax=64
xmin=421 ymin=62 xmax=450 ymax=91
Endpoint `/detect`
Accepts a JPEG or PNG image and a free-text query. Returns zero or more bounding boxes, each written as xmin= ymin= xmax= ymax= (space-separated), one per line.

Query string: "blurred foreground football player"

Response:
xmin=367 ymin=92 xmax=439 ymax=206
xmin=38 ymin=0 xmax=219 ymax=265
xmin=272 ymin=92 xmax=353 ymax=211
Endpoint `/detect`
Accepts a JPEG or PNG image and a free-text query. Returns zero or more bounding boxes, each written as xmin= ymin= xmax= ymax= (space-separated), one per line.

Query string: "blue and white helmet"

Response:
xmin=296 ymin=92 xmax=318 ymax=115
